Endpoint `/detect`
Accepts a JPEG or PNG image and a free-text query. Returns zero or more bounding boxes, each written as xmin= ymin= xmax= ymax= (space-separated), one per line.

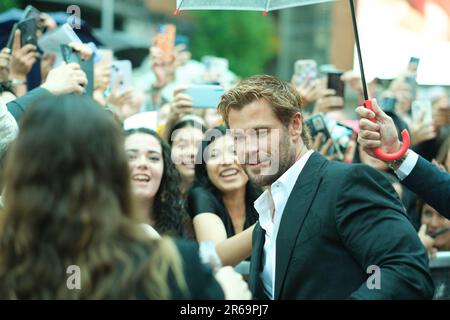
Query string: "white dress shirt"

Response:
xmin=394 ymin=150 xmax=419 ymax=180
xmin=253 ymin=150 xmax=314 ymax=299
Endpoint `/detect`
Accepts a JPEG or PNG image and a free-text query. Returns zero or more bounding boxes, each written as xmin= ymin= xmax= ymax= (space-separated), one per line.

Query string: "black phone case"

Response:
xmin=17 ymin=17 xmax=38 ymax=47
xmin=327 ymin=72 xmax=345 ymax=98
xmin=305 ymin=114 xmax=339 ymax=157
xmin=61 ymin=44 xmax=94 ymax=97
xmin=331 ymin=123 xmax=354 ymax=153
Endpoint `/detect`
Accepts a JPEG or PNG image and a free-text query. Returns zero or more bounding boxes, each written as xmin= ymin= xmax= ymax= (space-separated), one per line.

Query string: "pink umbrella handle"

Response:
xmin=364 ymin=100 xmax=410 ymax=162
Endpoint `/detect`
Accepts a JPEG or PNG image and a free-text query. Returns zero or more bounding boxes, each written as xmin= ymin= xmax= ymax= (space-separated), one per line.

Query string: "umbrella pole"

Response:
xmin=263 ymin=0 xmax=270 ymax=16
xmin=348 ymin=0 xmax=411 ymax=161
xmin=174 ymin=0 xmax=185 ymax=15
xmin=349 ymin=0 xmax=369 ymax=101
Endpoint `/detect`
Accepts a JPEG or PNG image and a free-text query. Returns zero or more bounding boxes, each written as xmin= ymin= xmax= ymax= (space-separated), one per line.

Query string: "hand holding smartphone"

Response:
xmin=327 ymin=72 xmax=345 ymax=98
xmin=407 ymin=57 xmax=420 ymax=75
xmin=7 ymin=18 xmax=38 ymax=50
xmin=110 ymin=60 xmax=133 ymax=92
xmin=306 ymin=113 xmax=343 ymax=160
xmin=181 ymin=84 xmax=225 ymax=109
xmin=330 ymin=123 xmax=354 ymax=154
xmin=154 ymin=24 xmax=176 ymax=64
xmin=293 ymin=59 xmax=317 ymax=86
xmin=60 ymin=44 xmax=94 ymax=97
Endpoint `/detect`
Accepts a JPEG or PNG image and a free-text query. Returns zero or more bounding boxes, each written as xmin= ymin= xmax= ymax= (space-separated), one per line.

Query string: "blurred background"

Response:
xmin=1 ymin=0 xmax=449 ymax=84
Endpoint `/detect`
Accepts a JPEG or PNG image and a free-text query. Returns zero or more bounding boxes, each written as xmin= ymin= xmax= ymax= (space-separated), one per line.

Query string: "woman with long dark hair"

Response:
xmin=0 ymin=95 xmax=228 ymax=299
xmin=124 ymin=128 xmax=193 ymax=239
xmin=167 ymin=115 xmax=206 ymax=196
xmin=188 ymin=126 xmax=261 ymax=266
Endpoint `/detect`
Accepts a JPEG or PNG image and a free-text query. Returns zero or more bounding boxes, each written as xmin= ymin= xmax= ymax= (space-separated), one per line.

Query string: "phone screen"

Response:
xmin=330 ymin=123 xmax=354 ymax=153
xmin=182 ymin=85 xmax=225 ymax=109
xmin=8 ymin=18 xmax=38 ymax=48
xmin=327 ymin=72 xmax=345 ymax=98
xmin=305 ymin=114 xmax=342 ymax=159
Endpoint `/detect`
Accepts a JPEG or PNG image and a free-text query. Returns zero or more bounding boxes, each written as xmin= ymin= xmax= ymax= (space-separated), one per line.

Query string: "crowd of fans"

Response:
xmin=0 ymin=6 xmax=448 ymax=299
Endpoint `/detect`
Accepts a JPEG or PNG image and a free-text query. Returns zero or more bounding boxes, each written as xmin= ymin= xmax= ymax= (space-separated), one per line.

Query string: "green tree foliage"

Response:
xmin=189 ymin=11 xmax=278 ymax=77
xmin=0 ymin=0 xmax=20 ymax=13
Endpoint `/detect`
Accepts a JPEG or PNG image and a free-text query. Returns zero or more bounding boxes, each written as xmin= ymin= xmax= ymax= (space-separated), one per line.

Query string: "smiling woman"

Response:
xmin=168 ymin=115 xmax=207 ymax=196
xmin=125 ymin=128 xmax=194 ymax=239
xmin=0 ymin=95 xmax=223 ymax=299
xmin=187 ymin=126 xmax=261 ymax=266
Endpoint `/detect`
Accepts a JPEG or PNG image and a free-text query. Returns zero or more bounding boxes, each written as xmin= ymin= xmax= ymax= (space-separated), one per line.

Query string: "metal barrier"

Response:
xmin=429 ymin=251 xmax=450 ymax=300
xmin=233 ymin=254 xmax=450 ymax=299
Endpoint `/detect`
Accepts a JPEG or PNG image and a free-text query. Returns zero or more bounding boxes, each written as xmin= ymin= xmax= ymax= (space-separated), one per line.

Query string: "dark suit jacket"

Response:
xmin=402 ymin=155 xmax=450 ymax=218
xmin=171 ymin=240 xmax=225 ymax=299
xmin=249 ymin=152 xmax=434 ymax=300
xmin=137 ymin=240 xmax=224 ymax=300
xmin=7 ymin=87 xmax=51 ymax=122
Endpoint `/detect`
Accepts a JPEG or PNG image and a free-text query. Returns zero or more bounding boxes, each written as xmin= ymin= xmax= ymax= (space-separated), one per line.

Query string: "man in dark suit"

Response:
xmin=218 ymin=75 xmax=434 ymax=299
xmin=356 ymin=100 xmax=449 ymax=217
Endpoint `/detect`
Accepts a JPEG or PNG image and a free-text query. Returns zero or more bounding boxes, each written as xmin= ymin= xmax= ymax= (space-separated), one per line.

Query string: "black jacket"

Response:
xmin=170 ymin=240 xmax=225 ymax=299
xmin=7 ymin=87 xmax=51 ymax=122
xmin=249 ymin=152 xmax=434 ymax=300
xmin=402 ymin=155 xmax=450 ymax=218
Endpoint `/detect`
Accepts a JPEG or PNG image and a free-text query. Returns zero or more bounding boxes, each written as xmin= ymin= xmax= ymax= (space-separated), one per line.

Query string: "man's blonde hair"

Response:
xmin=217 ymin=75 xmax=310 ymax=146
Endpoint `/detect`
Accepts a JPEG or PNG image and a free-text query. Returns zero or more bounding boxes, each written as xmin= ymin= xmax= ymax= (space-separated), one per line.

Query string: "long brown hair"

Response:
xmin=0 ymin=95 xmax=186 ymax=299
xmin=124 ymin=128 xmax=194 ymax=239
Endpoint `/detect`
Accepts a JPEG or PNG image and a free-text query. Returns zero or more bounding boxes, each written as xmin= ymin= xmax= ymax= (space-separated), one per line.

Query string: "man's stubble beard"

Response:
xmin=245 ymin=131 xmax=296 ymax=187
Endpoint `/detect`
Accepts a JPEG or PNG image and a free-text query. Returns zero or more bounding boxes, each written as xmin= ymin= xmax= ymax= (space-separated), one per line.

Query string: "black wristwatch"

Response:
xmin=0 ymin=81 xmax=14 ymax=94
xmin=387 ymin=150 xmax=410 ymax=171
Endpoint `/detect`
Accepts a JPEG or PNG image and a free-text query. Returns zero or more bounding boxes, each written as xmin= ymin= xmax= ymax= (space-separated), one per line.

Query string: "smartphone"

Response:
xmin=327 ymin=72 xmax=345 ymax=98
xmin=412 ymin=100 xmax=433 ymax=123
xmin=182 ymin=85 xmax=225 ymax=109
xmin=408 ymin=57 xmax=420 ymax=74
xmin=305 ymin=113 xmax=342 ymax=160
xmin=330 ymin=123 xmax=354 ymax=154
xmin=61 ymin=44 xmax=94 ymax=97
xmin=22 ymin=5 xmax=45 ymax=31
xmin=154 ymin=24 xmax=176 ymax=63
xmin=380 ymin=97 xmax=397 ymax=114
xmin=110 ymin=60 xmax=133 ymax=91
xmin=97 ymin=49 xmax=113 ymax=65
xmin=293 ymin=59 xmax=317 ymax=86
xmin=7 ymin=18 xmax=38 ymax=49
xmin=38 ymin=23 xmax=81 ymax=55
xmin=18 ymin=18 xmax=38 ymax=47
xmin=22 ymin=5 xmax=41 ymax=20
